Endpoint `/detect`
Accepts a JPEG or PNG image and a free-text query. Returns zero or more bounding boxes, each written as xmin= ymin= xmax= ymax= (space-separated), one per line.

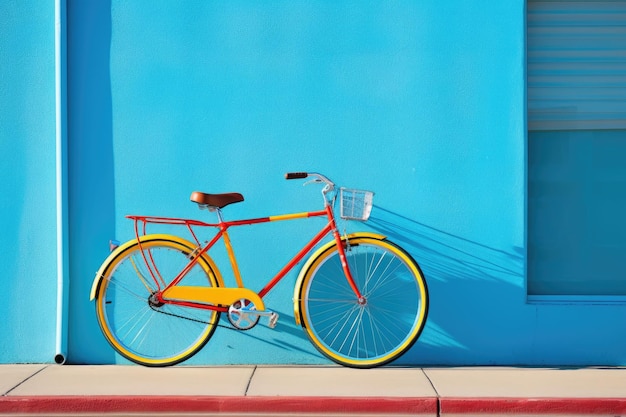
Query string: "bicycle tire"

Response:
xmin=296 ymin=236 xmax=428 ymax=368
xmin=94 ymin=235 xmax=221 ymax=366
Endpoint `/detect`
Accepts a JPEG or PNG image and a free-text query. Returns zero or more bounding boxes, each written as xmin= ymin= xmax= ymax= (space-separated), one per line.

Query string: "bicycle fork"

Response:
xmin=328 ymin=205 xmax=365 ymax=303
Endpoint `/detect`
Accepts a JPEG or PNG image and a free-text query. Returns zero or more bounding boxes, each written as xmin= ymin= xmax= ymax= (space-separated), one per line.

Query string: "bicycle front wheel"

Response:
xmin=94 ymin=235 xmax=221 ymax=366
xmin=297 ymin=236 xmax=428 ymax=368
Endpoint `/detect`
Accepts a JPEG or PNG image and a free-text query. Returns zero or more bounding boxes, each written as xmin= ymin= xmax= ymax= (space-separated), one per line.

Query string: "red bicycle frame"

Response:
xmin=130 ymin=201 xmax=362 ymax=313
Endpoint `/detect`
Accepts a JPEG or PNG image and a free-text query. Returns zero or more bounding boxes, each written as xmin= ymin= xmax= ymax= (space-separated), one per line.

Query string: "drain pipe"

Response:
xmin=54 ymin=0 xmax=69 ymax=365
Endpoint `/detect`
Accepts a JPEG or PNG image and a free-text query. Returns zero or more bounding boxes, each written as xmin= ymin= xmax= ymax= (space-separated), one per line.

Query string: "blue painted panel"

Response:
xmin=529 ymin=130 xmax=626 ymax=295
xmin=0 ymin=1 xmax=57 ymax=362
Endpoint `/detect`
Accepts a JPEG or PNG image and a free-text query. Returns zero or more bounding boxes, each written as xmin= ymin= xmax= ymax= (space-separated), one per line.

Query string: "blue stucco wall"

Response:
xmin=0 ymin=1 xmax=57 ymax=362
xmin=3 ymin=1 xmax=626 ymax=366
xmin=68 ymin=0 xmax=530 ymax=365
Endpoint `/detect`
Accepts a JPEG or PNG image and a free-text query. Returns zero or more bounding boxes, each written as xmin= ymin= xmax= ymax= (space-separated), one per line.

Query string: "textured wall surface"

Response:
xmin=3 ymin=1 xmax=625 ymax=366
xmin=0 ymin=1 xmax=57 ymax=362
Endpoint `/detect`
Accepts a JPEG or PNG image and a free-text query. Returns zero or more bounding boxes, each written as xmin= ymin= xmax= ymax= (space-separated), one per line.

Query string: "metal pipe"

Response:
xmin=54 ymin=0 xmax=68 ymax=365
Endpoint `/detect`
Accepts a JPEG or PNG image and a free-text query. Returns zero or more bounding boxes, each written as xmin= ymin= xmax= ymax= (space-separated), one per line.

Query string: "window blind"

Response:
xmin=527 ymin=0 xmax=626 ymax=130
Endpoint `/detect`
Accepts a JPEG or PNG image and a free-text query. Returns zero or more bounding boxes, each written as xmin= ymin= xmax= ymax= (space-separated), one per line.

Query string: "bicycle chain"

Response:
xmin=149 ymin=305 xmax=239 ymax=330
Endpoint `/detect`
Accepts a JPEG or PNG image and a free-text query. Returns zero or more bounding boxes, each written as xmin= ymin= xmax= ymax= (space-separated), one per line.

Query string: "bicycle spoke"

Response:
xmin=129 ymin=256 xmax=156 ymax=293
xmin=106 ymin=276 xmax=152 ymax=302
xmin=306 ymin=297 xmax=357 ymax=303
xmin=328 ymin=305 xmax=361 ymax=350
xmin=341 ymin=307 xmax=365 ymax=357
xmin=363 ymin=256 xmax=403 ymax=298
xmin=129 ymin=309 xmax=156 ymax=351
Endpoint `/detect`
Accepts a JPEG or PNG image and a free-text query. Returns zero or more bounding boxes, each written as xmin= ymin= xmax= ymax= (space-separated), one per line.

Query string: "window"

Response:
xmin=527 ymin=0 xmax=626 ymax=296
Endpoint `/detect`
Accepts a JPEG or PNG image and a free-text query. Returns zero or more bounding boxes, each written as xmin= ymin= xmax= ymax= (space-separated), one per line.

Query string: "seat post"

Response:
xmin=214 ymin=207 xmax=225 ymax=224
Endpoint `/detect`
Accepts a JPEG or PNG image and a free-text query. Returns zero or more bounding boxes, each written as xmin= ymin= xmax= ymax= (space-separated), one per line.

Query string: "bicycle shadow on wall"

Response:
xmin=367 ymin=205 xmax=526 ymax=365
xmin=66 ymin=0 xmax=117 ymax=364
xmin=207 ymin=203 xmax=528 ymax=366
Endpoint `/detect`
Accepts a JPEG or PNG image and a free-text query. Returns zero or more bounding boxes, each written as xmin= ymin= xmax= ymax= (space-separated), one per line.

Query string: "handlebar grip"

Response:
xmin=285 ymin=172 xmax=308 ymax=180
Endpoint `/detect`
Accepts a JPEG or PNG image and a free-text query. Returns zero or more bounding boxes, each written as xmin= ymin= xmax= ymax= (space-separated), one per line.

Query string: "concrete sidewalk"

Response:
xmin=1 ymin=365 xmax=626 ymax=416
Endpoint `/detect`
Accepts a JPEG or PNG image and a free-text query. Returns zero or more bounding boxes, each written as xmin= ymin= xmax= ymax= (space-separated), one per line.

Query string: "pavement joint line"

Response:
xmin=2 ymin=365 xmax=49 ymax=397
xmin=420 ymin=369 xmax=440 ymax=416
xmin=421 ymin=368 xmax=440 ymax=398
xmin=244 ymin=365 xmax=257 ymax=396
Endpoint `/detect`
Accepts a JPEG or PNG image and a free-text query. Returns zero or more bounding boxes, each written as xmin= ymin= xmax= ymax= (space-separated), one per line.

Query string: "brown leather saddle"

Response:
xmin=190 ymin=192 xmax=244 ymax=209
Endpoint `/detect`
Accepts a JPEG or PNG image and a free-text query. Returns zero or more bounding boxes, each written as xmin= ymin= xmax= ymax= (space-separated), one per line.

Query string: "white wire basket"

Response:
xmin=339 ymin=188 xmax=374 ymax=221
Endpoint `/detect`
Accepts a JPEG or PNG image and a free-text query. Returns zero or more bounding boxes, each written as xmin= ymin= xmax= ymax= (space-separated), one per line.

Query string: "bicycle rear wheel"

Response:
xmin=94 ymin=235 xmax=221 ymax=366
xmin=297 ymin=236 xmax=428 ymax=368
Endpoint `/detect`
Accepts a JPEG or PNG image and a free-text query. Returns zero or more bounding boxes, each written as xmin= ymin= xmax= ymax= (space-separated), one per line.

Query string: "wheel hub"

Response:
xmin=148 ymin=292 xmax=164 ymax=308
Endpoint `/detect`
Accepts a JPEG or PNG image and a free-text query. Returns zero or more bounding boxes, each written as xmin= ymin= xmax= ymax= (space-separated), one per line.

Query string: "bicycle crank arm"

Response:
xmin=241 ymin=309 xmax=280 ymax=329
xmin=227 ymin=300 xmax=279 ymax=330
xmin=162 ymin=286 xmax=266 ymax=311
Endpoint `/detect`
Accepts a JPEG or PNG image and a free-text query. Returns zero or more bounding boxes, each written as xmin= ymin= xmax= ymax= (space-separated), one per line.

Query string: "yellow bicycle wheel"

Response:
xmin=94 ymin=235 xmax=221 ymax=366
xmin=297 ymin=236 xmax=428 ymax=368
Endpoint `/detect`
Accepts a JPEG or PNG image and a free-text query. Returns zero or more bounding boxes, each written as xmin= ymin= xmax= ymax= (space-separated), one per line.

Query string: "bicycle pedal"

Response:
xmin=268 ymin=312 xmax=279 ymax=329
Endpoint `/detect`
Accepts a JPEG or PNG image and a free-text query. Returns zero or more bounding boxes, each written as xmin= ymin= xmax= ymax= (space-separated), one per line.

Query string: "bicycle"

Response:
xmin=89 ymin=172 xmax=429 ymax=368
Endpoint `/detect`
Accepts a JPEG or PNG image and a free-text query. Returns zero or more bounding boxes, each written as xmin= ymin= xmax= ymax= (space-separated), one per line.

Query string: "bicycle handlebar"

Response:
xmin=285 ymin=172 xmax=308 ymax=179
xmin=285 ymin=172 xmax=335 ymax=193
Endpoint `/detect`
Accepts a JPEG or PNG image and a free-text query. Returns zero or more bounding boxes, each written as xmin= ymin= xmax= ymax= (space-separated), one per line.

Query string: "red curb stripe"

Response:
xmin=0 ymin=396 xmax=438 ymax=415
xmin=441 ymin=397 xmax=626 ymax=415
